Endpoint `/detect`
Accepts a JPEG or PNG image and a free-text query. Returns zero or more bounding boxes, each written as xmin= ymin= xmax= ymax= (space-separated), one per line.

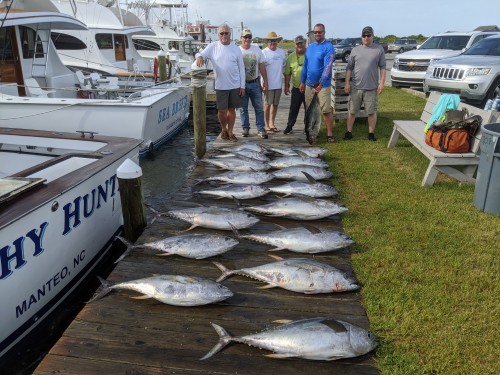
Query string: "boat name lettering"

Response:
xmin=63 ymin=174 xmax=117 ymax=236
xmin=158 ymin=95 xmax=189 ymax=124
xmin=0 ymin=222 xmax=48 ymax=280
xmin=15 ymin=250 xmax=85 ymax=318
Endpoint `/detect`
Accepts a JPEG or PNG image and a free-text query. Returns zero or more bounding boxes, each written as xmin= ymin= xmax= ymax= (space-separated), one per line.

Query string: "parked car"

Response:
xmin=387 ymin=38 xmax=418 ymax=54
xmin=333 ymin=37 xmax=361 ymax=62
xmin=423 ymin=34 xmax=500 ymax=106
xmin=328 ymin=38 xmax=343 ymax=45
xmin=374 ymin=40 xmax=388 ymax=53
xmin=391 ymin=28 xmax=500 ymax=87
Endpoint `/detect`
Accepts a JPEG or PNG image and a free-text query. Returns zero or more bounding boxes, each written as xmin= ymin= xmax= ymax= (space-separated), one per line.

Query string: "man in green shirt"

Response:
xmin=283 ymin=35 xmax=307 ymax=135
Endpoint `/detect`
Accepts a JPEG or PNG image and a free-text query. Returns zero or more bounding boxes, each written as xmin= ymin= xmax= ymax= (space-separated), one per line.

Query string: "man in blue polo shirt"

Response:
xmin=300 ymin=23 xmax=335 ymax=143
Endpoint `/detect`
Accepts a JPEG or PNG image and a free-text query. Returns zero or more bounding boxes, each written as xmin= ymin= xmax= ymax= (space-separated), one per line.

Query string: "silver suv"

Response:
xmin=423 ymin=35 xmax=500 ymax=105
xmin=387 ymin=38 xmax=418 ymax=54
xmin=391 ymin=28 xmax=500 ymax=88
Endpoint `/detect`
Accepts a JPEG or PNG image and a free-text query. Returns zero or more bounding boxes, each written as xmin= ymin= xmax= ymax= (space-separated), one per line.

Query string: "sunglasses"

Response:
xmin=295 ymin=42 xmax=304 ymax=45
xmin=313 ymin=30 xmax=324 ymax=34
xmin=219 ymin=31 xmax=230 ymax=36
xmin=242 ymin=35 xmax=252 ymax=39
xmin=362 ymin=34 xmax=372 ymax=38
xmin=268 ymin=39 xmax=278 ymax=43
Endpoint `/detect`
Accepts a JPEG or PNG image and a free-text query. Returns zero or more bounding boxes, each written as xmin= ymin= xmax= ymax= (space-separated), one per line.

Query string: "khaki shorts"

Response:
xmin=305 ymin=85 xmax=332 ymax=114
xmin=216 ymin=88 xmax=243 ymax=110
xmin=264 ymin=89 xmax=282 ymax=106
xmin=348 ymin=88 xmax=378 ymax=115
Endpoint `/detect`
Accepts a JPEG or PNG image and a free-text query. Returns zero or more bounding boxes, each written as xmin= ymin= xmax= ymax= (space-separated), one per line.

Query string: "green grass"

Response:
xmin=321 ymin=87 xmax=500 ymax=374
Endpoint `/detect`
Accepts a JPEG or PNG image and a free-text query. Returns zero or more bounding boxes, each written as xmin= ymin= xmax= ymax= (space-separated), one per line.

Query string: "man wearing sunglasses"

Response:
xmin=344 ymin=26 xmax=386 ymax=141
xmin=239 ymin=28 xmax=268 ymax=139
xmin=299 ymin=23 xmax=335 ymax=143
xmin=196 ymin=24 xmax=245 ymax=142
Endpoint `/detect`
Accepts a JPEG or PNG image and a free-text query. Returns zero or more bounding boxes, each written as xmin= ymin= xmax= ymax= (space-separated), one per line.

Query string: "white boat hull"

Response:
xmin=0 ymin=86 xmax=190 ymax=158
xmin=0 ymin=129 xmax=142 ymax=358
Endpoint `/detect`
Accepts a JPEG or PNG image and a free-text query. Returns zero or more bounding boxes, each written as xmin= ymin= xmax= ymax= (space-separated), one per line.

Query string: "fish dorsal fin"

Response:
xmin=323 ymin=319 xmax=348 ymax=333
xmin=296 ymin=150 xmax=308 ymax=158
xmin=302 ymin=171 xmax=317 ymax=184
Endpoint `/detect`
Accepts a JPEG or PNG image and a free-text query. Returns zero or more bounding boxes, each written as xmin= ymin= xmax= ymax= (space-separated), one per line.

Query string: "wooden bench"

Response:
xmin=387 ymin=91 xmax=499 ymax=187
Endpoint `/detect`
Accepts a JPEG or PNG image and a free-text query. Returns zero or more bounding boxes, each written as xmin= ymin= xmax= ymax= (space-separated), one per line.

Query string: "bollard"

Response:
xmin=191 ymin=62 xmax=207 ymax=159
xmin=158 ymin=49 xmax=167 ymax=82
xmin=116 ymin=158 xmax=146 ymax=242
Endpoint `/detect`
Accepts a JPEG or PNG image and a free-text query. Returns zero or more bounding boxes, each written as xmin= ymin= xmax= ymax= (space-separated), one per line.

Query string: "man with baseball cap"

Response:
xmin=283 ymin=35 xmax=307 ymax=135
xmin=344 ymin=25 xmax=386 ymax=141
xmin=239 ymin=28 xmax=269 ymax=139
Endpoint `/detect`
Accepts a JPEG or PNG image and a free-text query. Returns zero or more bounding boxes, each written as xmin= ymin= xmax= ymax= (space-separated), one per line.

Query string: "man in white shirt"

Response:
xmin=261 ymin=31 xmax=286 ymax=134
xmin=196 ymin=24 xmax=245 ymax=141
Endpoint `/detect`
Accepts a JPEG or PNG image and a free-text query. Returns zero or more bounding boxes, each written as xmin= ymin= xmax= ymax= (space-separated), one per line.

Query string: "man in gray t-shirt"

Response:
xmin=344 ymin=26 xmax=386 ymax=141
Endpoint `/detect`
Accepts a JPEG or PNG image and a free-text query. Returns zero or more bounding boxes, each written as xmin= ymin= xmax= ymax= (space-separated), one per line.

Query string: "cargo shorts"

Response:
xmin=348 ymin=88 xmax=378 ymax=115
xmin=305 ymin=85 xmax=332 ymax=114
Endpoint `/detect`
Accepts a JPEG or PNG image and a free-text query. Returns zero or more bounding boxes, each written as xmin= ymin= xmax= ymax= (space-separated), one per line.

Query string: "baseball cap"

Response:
xmin=294 ymin=35 xmax=306 ymax=44
xmin=362 ymin=26 xmax=374 ymax=35
xmin=241 ymin=28 xmax=252 ymax=37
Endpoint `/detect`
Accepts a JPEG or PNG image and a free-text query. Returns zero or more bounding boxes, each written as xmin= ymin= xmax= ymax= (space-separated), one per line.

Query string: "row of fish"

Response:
xmin=89 ymin=142 xmax=377 ymax=361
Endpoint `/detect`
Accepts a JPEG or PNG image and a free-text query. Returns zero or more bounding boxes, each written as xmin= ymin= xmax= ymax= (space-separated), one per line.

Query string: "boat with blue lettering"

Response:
xmin=0 ymin=1 xmax=191 ymax=158
xmin=0 ymin=126 xmax=142 ymax=358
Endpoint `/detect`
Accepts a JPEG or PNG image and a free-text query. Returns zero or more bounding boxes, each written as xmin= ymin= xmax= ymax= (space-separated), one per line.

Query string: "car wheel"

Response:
xmin=399 ymin=47 xmax=405 ymax=54
xmin=342 ymin=51 xmax=350 ymax=63
xmin=482 ymin=77 xmax=500 ymax=107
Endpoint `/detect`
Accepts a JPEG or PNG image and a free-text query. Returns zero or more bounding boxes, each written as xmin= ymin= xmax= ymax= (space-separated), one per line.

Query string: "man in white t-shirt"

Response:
xmin=262 ymin=31 xmax=286 ymax=134
xmin=239 ymin=28 xmax=268 ymax=139
xmin=196 ymin=24 xmax=245 ymax=142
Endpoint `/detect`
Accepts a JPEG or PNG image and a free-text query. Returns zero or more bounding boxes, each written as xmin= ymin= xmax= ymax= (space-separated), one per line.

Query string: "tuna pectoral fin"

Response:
xmin=200 ymin=323 xmax=233 ymax=360
xmin=130 ymin=294 xmax=153 ymax=300
xmin=302 ymin=171 xmax=318 ymax=184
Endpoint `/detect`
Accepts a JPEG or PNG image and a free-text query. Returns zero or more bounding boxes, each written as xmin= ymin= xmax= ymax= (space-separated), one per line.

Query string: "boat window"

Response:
xmin=133 ymin=39 xmax=161 ymax=51
xmin=19 ymin=26 xmax=44 ymax=59
xmin=0 ymin=28 xmax=14 ymax=61
xmin=96 ymin=34 xmax=113 ymax=49
xmin=113 ymin=34 xmax=128 ymax=49
xmin=51 ymin=32 xmax=87 ymax=50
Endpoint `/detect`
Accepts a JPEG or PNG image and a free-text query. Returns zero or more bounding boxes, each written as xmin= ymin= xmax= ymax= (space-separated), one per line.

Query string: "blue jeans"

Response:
xmin=240 ymin=80 xmax=265 ymax=132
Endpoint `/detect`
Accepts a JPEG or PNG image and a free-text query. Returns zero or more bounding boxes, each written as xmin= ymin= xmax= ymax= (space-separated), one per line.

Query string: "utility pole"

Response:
xmin=308 ymin=0 xmax=312 ymax=43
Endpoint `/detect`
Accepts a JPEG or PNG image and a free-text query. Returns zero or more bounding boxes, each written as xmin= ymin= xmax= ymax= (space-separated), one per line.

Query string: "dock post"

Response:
xmin=191 ymin=64 xmax=207 ymax=159
xmin=158 ymin=50 xmax=167 ymax=82
xmin=116 ymin=159 xmax=146 ymax=242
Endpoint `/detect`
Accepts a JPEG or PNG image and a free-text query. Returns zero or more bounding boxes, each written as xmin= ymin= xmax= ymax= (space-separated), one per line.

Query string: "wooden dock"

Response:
xmin=34 ymin=94 xmax=378 ymax=375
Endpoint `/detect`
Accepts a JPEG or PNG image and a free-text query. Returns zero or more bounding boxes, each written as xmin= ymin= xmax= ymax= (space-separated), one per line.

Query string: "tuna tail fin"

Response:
xmin=200 ymin=323 xmax=233 ymax=360
xmin=212 ymin=261 xmax=234 ymax=282
xmin=114 ymin=235 xmax=135 ymax=263
xmin=86 ymin=276 xmax=113 ymax=303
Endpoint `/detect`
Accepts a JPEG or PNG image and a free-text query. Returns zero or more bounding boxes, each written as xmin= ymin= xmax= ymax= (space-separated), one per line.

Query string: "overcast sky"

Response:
xmin=186 ymin=0 xmax=500 ymax=40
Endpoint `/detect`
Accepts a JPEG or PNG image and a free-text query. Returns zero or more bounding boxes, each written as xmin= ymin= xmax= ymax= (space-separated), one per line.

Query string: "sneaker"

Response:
xmin=344 ymin=131 xmax=353 ymax=140
xmin=283 ymin=126 xmax=293 ymax=135
xmin=368 ymin=133 xmax=377 ymax=141
xmin=242 ymin=128 xmax=250 ymax=137
xmin=257 ymin=131 xmax=268 ymax=139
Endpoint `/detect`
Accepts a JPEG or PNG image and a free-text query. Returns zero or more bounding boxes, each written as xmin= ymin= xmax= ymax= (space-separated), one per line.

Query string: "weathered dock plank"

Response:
xmin=34 ymin=94 xmax=379 ymax=375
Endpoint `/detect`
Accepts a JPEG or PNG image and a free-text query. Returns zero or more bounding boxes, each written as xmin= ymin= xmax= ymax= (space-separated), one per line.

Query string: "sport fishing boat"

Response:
xmin=0 ymin=126 xmax=142 ymax=358
xmin=0 ymin=1 xmax=190 ymax=157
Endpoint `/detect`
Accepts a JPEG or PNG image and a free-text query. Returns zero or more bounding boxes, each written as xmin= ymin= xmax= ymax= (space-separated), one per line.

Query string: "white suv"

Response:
xmin=423 ymin=34 xmax=500 ymax=105
xmin=391 ymin=27 xmax=500 ymax=88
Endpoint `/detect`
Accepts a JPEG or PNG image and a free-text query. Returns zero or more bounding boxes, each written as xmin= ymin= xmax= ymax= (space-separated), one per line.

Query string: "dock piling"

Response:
xmin=116 ymin=159 xmax=146 ymax=242
xmin=191 ymin=65 xmax=207 ymax=159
